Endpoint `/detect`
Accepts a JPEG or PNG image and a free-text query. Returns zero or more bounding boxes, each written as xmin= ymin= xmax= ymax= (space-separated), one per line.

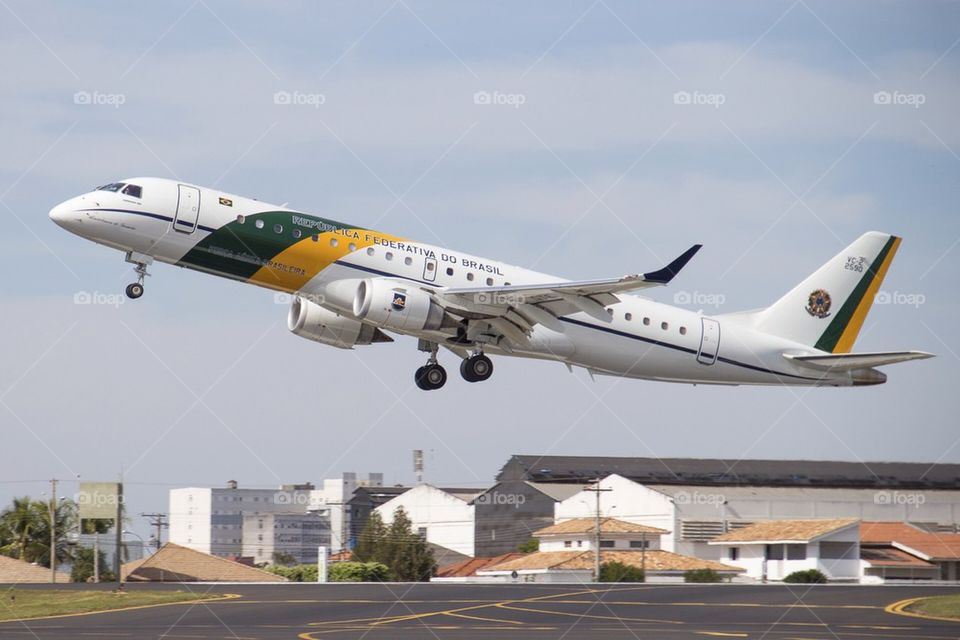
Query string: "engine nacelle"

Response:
xmin=353 ymin=278 xmax=446 ymax=332
xmin=288 ymin=296 xmax=390 ymax=349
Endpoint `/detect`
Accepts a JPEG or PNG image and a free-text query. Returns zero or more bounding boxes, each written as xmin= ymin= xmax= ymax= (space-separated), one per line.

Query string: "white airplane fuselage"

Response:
xmin=50 ymin=177 xmax=908 ymax=388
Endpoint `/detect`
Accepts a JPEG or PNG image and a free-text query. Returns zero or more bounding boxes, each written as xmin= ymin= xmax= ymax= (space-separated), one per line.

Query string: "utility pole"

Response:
xmin=140 ymin=513 xmax=168 ymax=551
xmin=115 ymin=479 xmax=123 ymax=588
xmin=584 ymin=478 xmax=612 ymax=582
xmin=49 ymin=479 xmax=57 ymax=583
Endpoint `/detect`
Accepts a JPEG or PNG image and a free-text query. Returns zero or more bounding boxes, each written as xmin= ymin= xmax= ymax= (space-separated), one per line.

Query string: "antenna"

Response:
xmin=413 ymin=449 xmax=424 ymax=485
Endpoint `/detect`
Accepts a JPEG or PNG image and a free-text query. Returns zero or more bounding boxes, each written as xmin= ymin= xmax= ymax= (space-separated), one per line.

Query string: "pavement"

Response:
xmin=0 ymin=582 xmax=958 ymax=639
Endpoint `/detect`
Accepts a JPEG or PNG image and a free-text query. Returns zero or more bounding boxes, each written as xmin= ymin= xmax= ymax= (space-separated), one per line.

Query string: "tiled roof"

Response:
xmin=483 ymin=550 xmax=742 ymax=574
xmin=535 ymin=518 xmax=669 ymax=537
xmin=861 ymin=521 xmax=960 ymax=561
xmin=710 ymin=518 xmax=859 ymax=543
xmin=121 ymin=543 xmax=287 ymax=582
xmin=0 ymin=555 xmax=70 ymax=583
xmin=860 ymin=546 xmax=936 ymax=568
xmin=435 ymin=553 xmax=527 ymax=578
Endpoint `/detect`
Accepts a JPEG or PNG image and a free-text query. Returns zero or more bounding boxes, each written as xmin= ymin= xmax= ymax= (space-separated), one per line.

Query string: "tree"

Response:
xmin=352 ymin=511 xmax=386 ymax=564
xmin=783 ymin=569 xmax=828 ymax=584
xmin=328 ymin=562 xmax=389 ymax=582
xmin=385 ymin=507 xmax=435 ymax=581
xmin=0 ymin=497 xmax=76 ymax=566
xmin=517 ymin=538 xmax=539 ymax=553
xmin=70 ymin=546 xmax=115 ymax=583
xmin=599 ymin=561 xmax=645 ymax=582
xmin=684 ymin=569 xmax=723 ymax=583
xmin=272 ymin=551 xmax=297 ymax=567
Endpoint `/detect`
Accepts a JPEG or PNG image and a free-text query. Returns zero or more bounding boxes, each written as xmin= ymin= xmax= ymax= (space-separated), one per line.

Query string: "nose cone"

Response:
xmin=49 ymin=201 xmax=70 ymax=226
xmin=49 ymin=197 xmax=84 ymax=233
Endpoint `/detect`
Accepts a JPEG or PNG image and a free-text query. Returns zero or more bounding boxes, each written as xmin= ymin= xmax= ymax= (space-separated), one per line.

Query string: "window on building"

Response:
xmin=417 ymin=527 xmax=427 ymax=540
xmin=629 ymin=540 xmax=649 ymax=549
xmin=599 ymin=540 xmax=615 ymax=548
xmin=564 ymin=541 xmax=572 ymax=548
xmin=765 ymin=544 xmax=784 ymax=560
xmin=786 ymin=544 xmax=807 ymax=560
xmin=576 ymin=540 xmax=583 ymax=547
xmin=729 ymin=547 xmax=739 ymax=561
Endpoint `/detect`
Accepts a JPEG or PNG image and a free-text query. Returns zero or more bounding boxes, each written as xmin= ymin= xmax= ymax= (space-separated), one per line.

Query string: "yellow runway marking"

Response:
xmin=444 ymin=611 xmax=525 ymax=624
xmin=0 ymin=593 xmax=242 ymax=624
xmin=885 ymin=597 xmax=960 ymax=624
xmin=496 ymin=602 xmax=683 ymax=625
xmin=696 ymin=633 xmax=748 ymax=638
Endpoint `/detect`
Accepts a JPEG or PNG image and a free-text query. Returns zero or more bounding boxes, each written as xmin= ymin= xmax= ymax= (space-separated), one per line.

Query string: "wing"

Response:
xmin=436 ymin=244 xmax=702 ymax=337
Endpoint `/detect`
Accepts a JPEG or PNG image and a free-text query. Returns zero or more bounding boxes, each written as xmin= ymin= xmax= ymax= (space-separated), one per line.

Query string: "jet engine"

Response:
xmin=288 ymin=296 xmax=391 ymax=349
xmin=353 ymin=278 xmax=447 ymax=332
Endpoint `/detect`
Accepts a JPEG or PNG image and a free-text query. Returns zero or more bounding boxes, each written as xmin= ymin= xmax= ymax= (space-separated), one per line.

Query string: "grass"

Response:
xmin=905 ymin=594 xmax=960 ymax=620
xmin=0 ymin=589 xmax=221 ymax=621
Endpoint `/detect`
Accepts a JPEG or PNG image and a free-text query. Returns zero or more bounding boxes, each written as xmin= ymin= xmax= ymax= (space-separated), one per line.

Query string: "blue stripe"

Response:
xmin=77 ymin=208 xmax=218 ymax=234
xmin=334 ymin=259 xmax=819 ymax=382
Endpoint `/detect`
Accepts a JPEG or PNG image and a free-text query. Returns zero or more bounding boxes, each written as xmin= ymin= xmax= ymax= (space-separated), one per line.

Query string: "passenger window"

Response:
xmin=348 ymin=243 xmax=357 ymax=251
xmin=446 ymin=267 xmax=454 ymax=276
xmin=486 ymin=277 xmax=493 ymax=286
xmin=426 ymin=262 xmax=435 ymax=271
xmin=274 ymin=224 xmax=283 ymax=234
xmin=122 ymin=184 xmax=142 ymax=198
xmin=466 ymin=273 xmax=474 ymax=281
xmin=625 ymin=313 xmax=632 ymax=321
xmin=404 ymin=257 xmax=412 ymax=266
xmin=330 ymin=238 xmax=338 ymax=247
xmin=643 ymin=317 xmax=650 ymax=326
xmin=661 ymin=321 xmax=669 ymax=330
xmin=255 ymin=220 xmax=264 ymax=229
xmin=385 ymin=252 xmax=393 ymax=261
xmin=366 ymin=247 xmax=374 ymax=256
xmin=311 ymin=234 xmax=319 ymax=242
xmin=292 ymin=229 xmax=302 ymax=239
xmin=680 ymin=326 xmax=687 ymax=335
xmin=236 ymin=215 xmax=246 ymax=224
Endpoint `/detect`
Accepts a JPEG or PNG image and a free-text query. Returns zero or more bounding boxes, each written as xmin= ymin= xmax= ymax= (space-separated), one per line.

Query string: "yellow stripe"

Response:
xmin=885 ymin=596 xmax=960 ymax=623
xmin=833 ymin=236 xmax=901 ymax=353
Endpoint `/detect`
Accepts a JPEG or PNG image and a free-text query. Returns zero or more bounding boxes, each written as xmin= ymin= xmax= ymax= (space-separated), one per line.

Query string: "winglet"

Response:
xmin=643 ymin=244 xmax=702 ymax=284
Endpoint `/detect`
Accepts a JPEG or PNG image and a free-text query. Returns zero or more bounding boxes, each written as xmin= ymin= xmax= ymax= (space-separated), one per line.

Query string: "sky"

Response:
xmin=1 ymin=1 xmax=958 ymax=542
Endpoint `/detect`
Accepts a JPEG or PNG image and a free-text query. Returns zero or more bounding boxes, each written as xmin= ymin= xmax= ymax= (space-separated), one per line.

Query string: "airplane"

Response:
xmin=49 ymin=177 xmax=933 ymax=390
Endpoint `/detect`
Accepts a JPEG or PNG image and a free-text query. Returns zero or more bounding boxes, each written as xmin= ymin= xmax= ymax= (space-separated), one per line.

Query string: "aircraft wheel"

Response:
xmin=460 ymin=354 xmax=493 ymax=382
xmin=125 ymin=283 xmax=144 ymax=299
xmin=416 ymin=364 xmax=447 ymax=390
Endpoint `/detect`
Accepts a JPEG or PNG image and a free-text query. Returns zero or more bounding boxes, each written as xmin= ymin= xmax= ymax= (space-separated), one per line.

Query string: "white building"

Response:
xmin=376 ymin=484 xmax=482 ymax=557
xmin=709 ymin=518 xmax=861 ymax=581
xmin=306 ymin=472 xmax=383 ymax=553
xmin=241 ymin=512 xmax=331 ymax=565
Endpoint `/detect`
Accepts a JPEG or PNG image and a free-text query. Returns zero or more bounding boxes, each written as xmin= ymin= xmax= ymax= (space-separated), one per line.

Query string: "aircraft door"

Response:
xmin=423 ymin=257 xmax=437 ymax=282
xmin=697 ymin=317 xmax=720 ymax=365
xmin=173 ymin=184 xmax=200 ymax=233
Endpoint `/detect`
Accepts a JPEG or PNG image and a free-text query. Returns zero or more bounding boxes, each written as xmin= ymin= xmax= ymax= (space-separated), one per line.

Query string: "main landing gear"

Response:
xmin=415 ymin=342 xmax=447 ymax=391
xmin=124 ymin=252 xmax=152 ymax=300
xmin=460 ymin=351 xmax=493 ymax=383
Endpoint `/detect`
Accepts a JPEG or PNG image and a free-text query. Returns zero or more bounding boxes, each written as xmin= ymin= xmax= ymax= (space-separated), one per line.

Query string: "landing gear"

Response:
xmin=460 ymin=352 xmax=493 ymax=383
xmin=415 ymin=340 xmax=447 ymax=391
xmin=124 ymin=251 xmax=152 ymax=300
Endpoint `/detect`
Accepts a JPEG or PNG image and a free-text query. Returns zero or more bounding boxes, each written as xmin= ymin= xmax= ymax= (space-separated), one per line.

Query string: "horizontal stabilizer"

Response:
xmin=784 ymin=350 xmax=934 ymax=372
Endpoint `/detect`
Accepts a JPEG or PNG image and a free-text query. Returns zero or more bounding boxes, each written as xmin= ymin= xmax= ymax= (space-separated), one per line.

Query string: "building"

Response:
xmin=472 ymin=480 xmax=583 ymax=557
xmin=376 ymin=484 xmax=484 ymax=557
xmin=306 ymin=472 xmax=383 ymax=553
xmin=709 ymin=518 xmax=861 ymax=581
xmin=241 ymin=512 xmax=331 ymax=565
xmin=121 ymin=542 xmax=287 ymax=582
xmin=348 ymin=485 xmax=411 ymax=547
xmin=475 ymin=517 xmax=742 ymax=583
xmin=860 ymin=521 xmax=960 ymax=582
xmin=0 ymin=555 xmax=69 ymax=583
xmin=169 ymin=481 xmax=316 ymax=557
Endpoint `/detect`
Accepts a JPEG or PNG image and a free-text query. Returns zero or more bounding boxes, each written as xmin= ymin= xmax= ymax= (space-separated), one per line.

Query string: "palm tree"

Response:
xmin=0 ymin=497 xmax=44 ymax=561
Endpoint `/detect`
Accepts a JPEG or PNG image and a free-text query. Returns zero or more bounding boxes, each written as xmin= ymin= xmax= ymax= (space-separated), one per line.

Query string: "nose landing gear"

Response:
xmin=124 ymin=252 xmax=152 ymax=300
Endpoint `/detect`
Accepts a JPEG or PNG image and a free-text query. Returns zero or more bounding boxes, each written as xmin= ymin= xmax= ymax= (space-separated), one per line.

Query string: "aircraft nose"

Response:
xmin=49 ymin=197 xmax=82 ymax=231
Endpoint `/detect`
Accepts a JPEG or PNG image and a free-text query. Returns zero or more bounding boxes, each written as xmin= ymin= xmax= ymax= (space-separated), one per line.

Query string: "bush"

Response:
xmin=684 ymin=569 xmax=723 ymax=583
xmin=328 ymin=562 xmax=390 ymax=582
xmin=783 ymin=569 xmax=828 ymax=584
xmin=517 ymin=538 xmax=539 ymax=553
xmin=265 ymin=564 xmax=318 ymax=582
xmin=599 ymin=561 xmax=644 ymax=582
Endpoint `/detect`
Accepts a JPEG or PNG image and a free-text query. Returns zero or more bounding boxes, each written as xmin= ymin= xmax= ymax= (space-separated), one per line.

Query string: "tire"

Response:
xmin=461 ymin=354 xmax=493 ymax=382
xmin=414 ymin=366 xmax=429 ymax=390
xmin=125 ymin=283 xmax=144 ymax=299
xmin=424 ymin=364 xmax=447 ymax=389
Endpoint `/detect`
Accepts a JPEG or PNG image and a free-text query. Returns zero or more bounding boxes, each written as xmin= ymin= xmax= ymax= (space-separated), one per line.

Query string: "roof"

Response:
xmin=860 ymin=546 xmax=937 ymax=569
xmin=535 ymin=518 xmax=669 ymax=537
xmin=861 ymin=521 xmax=960 ymax=561
xmin=709 ymin=518 xmax=859 ymax=544
xmin=498 ymin=454 xmax=960 ymax=489
xmin=0 ymin=555 xmax=70 ymax=583
xmin=525 ymin=482 xmax=585 ymax=502
xmin=427 ymin=543 xmax=470 ymax=569
xmin=121 ymin=543 xmax=287 ymax=582
xmin=435 ymin=553 xmax=527 ymax=578
xmin=483 ymin=550 xmax=743 ymax=574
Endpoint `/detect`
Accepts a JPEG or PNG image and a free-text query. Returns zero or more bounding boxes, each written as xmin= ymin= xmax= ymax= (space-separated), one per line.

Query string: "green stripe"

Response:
xmin=814 ymin=236 xmax=896 ymax=352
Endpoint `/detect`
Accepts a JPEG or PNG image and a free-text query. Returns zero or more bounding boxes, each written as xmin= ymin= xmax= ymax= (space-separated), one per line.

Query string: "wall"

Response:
xmin=474 ymin=481 xmax=560 ymax=557
xmin=377 ymin=485 xmax=476 ymax=557
xmin=169 ymin=488 xmax=212 ymax=553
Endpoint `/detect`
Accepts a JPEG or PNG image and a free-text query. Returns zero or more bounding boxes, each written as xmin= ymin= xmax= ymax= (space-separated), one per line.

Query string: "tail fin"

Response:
xmin=752 ymin=232 xmax=901 ymax=353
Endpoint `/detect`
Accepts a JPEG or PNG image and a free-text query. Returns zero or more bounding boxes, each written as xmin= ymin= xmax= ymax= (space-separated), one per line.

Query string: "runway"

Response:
xmin=0 ymin=583 xmax=958 ymax=639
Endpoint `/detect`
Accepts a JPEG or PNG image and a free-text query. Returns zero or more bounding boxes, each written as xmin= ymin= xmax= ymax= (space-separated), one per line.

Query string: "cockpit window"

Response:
xmin=96 ymin=183 xmax=126 ymax=192
xmin=122 ymin=184 xmax=142 ymax=198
